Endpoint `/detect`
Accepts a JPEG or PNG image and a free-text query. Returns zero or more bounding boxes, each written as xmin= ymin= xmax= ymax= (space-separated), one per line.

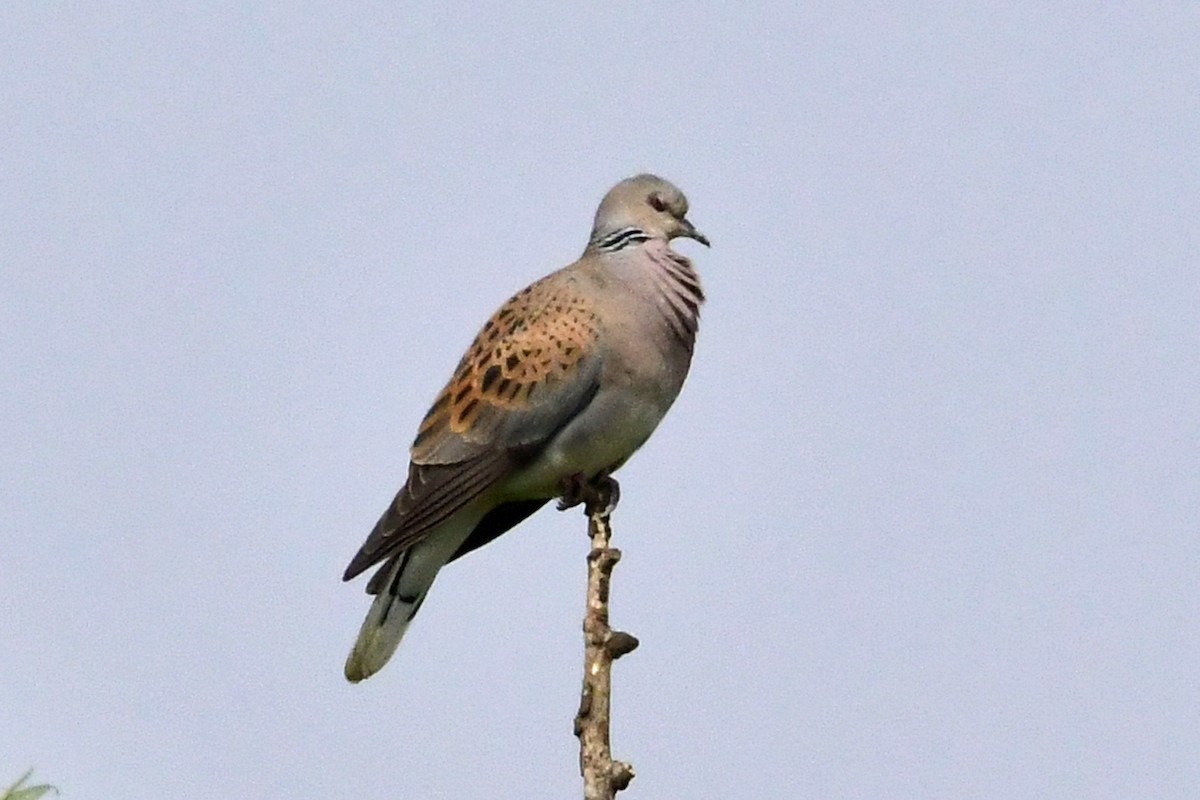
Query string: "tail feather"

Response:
xmin=344 ymin=542 xmax=444 ymax=682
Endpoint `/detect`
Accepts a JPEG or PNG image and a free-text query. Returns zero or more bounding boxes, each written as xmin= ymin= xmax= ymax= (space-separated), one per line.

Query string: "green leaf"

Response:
xmin=2 ymin=770 xmax=58 ymax=800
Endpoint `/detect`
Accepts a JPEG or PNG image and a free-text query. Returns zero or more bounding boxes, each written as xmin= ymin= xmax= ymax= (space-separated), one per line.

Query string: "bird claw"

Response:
xmin=557 ymin=473 xmax=621 ymax=516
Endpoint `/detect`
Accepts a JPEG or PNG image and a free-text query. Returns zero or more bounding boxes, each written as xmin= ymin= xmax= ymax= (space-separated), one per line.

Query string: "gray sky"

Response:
xmin=3 ymin=3 xmax=1197 ymax=798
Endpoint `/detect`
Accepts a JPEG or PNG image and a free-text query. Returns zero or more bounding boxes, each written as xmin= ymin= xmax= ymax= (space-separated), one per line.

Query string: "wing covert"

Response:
xmin=343 ymin=268 xmax=605 ymax=581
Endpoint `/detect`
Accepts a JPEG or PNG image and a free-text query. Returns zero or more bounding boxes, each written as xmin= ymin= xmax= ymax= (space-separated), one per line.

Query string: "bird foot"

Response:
xmin=557 ymin=473 xmax=621 ymax=517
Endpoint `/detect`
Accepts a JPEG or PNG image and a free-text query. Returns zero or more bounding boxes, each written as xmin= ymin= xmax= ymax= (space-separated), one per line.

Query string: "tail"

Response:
xmin=344 ymin=543 xmax=446 ymax=682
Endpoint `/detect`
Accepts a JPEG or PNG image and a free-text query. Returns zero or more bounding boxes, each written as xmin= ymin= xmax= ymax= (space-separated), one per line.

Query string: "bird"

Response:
xmin=342 ymin=174 xmax=708 ymax=682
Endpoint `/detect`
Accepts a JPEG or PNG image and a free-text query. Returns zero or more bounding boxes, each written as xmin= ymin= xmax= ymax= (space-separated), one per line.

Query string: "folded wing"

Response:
xmin=343 ymin=269 xmax=604 ymax=581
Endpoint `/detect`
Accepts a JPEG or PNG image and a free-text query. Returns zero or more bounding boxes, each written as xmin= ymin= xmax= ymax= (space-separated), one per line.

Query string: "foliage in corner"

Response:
xmin=2 ymin=770 xmax=57 ymax=800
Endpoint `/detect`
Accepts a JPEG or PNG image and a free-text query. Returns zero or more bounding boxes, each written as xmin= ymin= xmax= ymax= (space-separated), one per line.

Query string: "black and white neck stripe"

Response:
xmin=591 ymin=226 xmax=652 ymax=253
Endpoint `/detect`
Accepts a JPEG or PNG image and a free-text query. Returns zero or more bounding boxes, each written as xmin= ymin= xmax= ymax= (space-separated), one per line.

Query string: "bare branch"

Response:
xmin=570 ymin=478 xmax=638 ymax=799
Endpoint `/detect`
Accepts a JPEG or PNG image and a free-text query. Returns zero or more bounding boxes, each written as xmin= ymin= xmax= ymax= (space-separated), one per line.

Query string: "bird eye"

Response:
xmin=648 ymin=193 xmax=668 ymax=213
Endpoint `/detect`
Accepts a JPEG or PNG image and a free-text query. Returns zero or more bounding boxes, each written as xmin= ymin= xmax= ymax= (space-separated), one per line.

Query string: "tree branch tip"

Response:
xmin=611 ymin=762 xmax=635 ymax=790
xmin=586 ymin=546 xmax=622 ymax=566
xmin=605 ymin=631 xmax=640 ymax=658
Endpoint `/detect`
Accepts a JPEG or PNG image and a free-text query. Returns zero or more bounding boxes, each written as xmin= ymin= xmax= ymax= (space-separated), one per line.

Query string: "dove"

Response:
xmin=342 ymin=174 xmax=708 ymax=682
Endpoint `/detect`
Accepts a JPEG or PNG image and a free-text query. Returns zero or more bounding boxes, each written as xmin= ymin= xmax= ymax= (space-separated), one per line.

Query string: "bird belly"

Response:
xmin=504 ymin=388 xmax=671 ymax=499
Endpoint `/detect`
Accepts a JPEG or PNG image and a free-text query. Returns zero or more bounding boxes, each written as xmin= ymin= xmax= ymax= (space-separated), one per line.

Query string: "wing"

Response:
xmin=343 ymin=268 xmax=603 ymax=582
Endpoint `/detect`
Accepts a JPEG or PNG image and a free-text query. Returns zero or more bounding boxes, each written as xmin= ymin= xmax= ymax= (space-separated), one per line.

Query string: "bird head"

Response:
xmin=590 ymin=174 xmax=709 ymax=249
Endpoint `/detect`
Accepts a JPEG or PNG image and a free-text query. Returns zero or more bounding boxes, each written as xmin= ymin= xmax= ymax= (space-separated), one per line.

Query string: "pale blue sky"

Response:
xmin=3 ymin=3 xmax=1198 ymax=798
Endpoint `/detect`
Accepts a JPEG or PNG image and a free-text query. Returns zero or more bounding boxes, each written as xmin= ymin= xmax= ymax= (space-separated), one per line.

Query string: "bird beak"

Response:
xmin=680 ymin=218 xmax=710 ymax=247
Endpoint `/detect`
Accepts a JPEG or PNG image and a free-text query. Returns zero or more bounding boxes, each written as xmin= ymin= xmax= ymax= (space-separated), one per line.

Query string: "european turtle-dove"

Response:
xmin=343 ymin=174 xmax=708 ymax=682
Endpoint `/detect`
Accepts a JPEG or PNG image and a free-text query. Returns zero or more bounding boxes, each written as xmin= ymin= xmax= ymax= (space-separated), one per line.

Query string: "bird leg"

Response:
xmin=557 ymin=472 xmax=621 ymax=517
